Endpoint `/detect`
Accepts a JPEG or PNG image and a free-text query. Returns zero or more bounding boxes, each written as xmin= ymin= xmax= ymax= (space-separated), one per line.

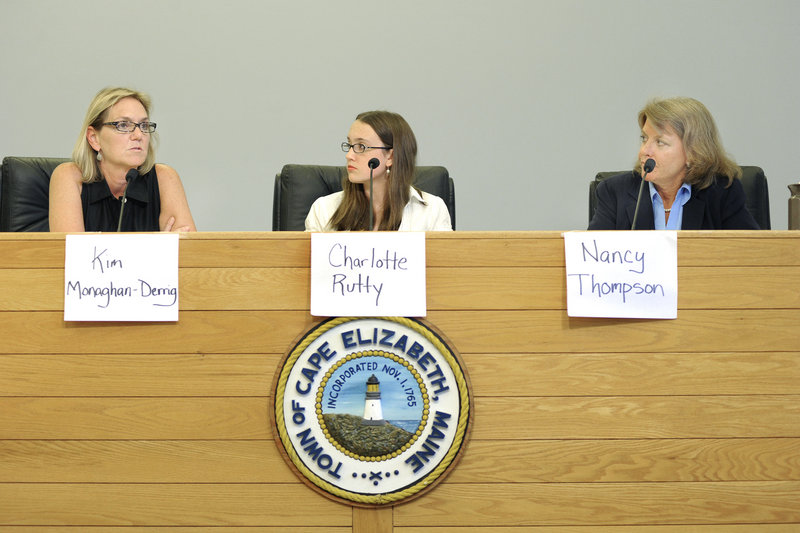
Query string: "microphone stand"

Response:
xmin=117 ymin=169 xmax=139 ymax=232
xmin=631 ymin=159 xmax=655 ymax=230
xmin=369 ymin=170 xmax=374 ymax=231
xmin=367 ymin=158 xmax=380 ymax=231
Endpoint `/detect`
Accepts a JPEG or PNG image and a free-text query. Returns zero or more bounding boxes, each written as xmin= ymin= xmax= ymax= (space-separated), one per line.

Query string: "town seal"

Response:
xmin=272 ymin=317 xmax=472 ymax=506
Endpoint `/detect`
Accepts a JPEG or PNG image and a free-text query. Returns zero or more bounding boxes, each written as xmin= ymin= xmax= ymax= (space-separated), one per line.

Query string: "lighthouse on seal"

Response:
xmin=362 ymin=374 xmax=386 ymax=426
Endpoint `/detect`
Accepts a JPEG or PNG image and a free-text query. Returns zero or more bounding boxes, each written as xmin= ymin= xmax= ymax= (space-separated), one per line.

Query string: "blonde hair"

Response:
xmin=72 ymin=87 xmax=158 ymax=183
xmin=635 ymin=97 xmax=740 ymax=189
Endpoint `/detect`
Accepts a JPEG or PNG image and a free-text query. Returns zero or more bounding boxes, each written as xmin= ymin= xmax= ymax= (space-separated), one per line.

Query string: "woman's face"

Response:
xmin=344 ymin=120 xmax=393 ymax=185
xmin=638 ymin=118 xmax=688 ymax=190
xmin=87 ymin=96 xmax=150 ymax=174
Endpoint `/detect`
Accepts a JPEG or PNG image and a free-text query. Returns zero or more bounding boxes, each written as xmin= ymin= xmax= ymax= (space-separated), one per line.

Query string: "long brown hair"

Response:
xmin=331 ymin=110 xmax=417 ymax=230
xmin=634 ymin=97 xmax=740 ymax=189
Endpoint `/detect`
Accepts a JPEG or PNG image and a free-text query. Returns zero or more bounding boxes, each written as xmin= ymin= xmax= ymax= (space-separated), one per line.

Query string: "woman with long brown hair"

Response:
xmin=305 ymin=110 xmax=452 ymax=231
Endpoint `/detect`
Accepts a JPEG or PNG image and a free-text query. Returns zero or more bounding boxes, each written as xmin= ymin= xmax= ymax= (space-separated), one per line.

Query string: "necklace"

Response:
xmin=664 ymin=208 xmax=671 ymax=213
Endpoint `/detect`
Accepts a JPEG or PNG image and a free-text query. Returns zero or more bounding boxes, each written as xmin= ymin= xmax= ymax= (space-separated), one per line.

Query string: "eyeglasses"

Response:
xmin=103 ymin=121 xmax=157 ymax=133
xmin=341 ymin=142 xmax=391 ymax=154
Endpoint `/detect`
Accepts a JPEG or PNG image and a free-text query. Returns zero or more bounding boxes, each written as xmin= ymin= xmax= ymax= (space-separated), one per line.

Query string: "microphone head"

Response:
xmin=643 ymin=158 xmax=656 ymax=173
xmin=368 ymin=158 xmax=380 ymax=169
xmin=125 ymin=168 xmax=139 ymax=182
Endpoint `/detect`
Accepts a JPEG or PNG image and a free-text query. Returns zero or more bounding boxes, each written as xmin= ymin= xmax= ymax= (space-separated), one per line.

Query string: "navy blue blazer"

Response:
xmin=588 ymin=171 xmax=760 ymax=230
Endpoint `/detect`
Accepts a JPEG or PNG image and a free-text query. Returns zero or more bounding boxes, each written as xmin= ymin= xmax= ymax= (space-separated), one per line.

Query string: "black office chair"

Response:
xmin=588 ymin=165 xmax=771 ymax=229
xmin=272 ymin=164 xmax=456 ymax=231
xmin=1 ymin=156 xmax=69 ymax=232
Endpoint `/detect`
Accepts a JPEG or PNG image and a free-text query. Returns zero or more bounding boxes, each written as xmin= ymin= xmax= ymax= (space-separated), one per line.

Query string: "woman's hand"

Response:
xmin=162 ymin=215 xmax=192 ymax=232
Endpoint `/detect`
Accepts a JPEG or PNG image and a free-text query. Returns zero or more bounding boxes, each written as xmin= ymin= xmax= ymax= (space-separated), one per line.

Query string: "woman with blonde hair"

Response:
xmin=305 ymin=110 xmax=452 ymax=232
xmin=49 ymin=87 xmax=195 ymax=232
xmin=589 ymin=97 xmax=759 ymax=230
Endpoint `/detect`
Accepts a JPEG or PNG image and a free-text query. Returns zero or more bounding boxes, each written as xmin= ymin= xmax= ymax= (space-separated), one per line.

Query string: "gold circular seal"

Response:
xmin=271 ymin=317 xmax=472 ymax=506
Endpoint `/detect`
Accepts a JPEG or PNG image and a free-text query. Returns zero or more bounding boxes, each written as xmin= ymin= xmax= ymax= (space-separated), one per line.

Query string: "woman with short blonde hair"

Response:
xmin=49 ymin=87 xmax=195 ymax=232
xmin=633 ymin=97 xmax=741 ymax=189
xmin=589 ymin=96 xmax=759 ymax=231
xmin=72 ymin=87 xmax=158 ymax=183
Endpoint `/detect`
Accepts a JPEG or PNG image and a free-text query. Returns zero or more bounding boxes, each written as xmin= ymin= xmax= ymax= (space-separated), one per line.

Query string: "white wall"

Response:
xmin=2 ymin=0 xmax=798 ymax=230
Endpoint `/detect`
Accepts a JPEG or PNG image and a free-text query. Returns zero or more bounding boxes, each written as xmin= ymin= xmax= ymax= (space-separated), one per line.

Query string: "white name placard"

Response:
xmin=564 ymin=231 xmax=678 ymax=319
xmin=64 ymin=234 xmax=180 ymax=322
xmin=310 ymin=232 xmax=426 ymax=317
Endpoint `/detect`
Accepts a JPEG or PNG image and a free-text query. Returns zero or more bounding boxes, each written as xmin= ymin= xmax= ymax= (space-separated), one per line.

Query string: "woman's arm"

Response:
xmin=305 ymin=198 xmax=327 ymax=232
xmin=305 ymin=193 xmax=341 ymax=232
xmin=156 ymin=164 xmax=196 ymax=232
xmin=588 ymin=179 xmax=621 ymax=230
xmin=49 ymin=162 xmax=86 ymax=232
xmin=721 ymin=178 xmax=760 ymax=229
xmin=428 ymin=195 xmax=453 ymax=231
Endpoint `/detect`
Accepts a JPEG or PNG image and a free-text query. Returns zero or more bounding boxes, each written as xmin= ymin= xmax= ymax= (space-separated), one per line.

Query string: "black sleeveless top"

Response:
xmin=80 ymin=167 xmax=161 ymax=231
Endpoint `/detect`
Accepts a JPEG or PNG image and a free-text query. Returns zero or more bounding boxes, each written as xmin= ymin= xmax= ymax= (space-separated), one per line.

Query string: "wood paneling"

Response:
xmin=0 ymin=231 xmax=798 ymax=532
xmin=473 ymin=395 xmax=800 ymax=439
xmin=353 ymin=508 xmax=393 ymax=533
xmin=0 ymin=310 xmax=316 ymax=354
xmin=396 ymin=524 xmax=797 ymax=533
xmin=428 ymin=309 xmax=800 ymax=353
xmin=0 ymin=397 xmax=270 ymax=439
xmin=450 ymin=438 xmax=800 ymax=483
xmin=465 ymin=352 xmax=800 ymax=395
xmin=0 ymin=484 xmax=349 ymax=526
xmin=2 ymin=309 xmax=799 ymax=354
xmin=3 ymin=438 xmax=797 ymax=484
xmin=0 ymin=440 xmax=293 ymax=483
xmin=1 ymin=395 xmax=797 ymax=441
xmin=0 ymin=529 xmax=349 ymax=533
xmin=0 ymin=353 xmax=275 ymax=396
xmin=5 ymin=264 xmax=799 ymax=311
xmin=4 ymin=351 xmax=797 ymax=397
xmin=394 ymin=483 xmax=800 ymax=526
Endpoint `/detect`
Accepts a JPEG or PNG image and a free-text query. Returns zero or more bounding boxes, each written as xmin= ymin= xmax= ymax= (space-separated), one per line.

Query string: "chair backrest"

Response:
xmin=272 ymin=164 xmax=456 ymax=231
xmin=0 ymin=156 xmax=69 ymax=232
xmin=588 ymin=165 xmax=771 ymax=229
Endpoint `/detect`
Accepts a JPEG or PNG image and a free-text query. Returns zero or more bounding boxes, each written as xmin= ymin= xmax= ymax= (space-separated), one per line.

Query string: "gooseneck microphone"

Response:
xmin=631 ymin=158 xmax=656 ymax=230
xmin=368 ymin=158 xmax=380 ymax=231
xmin=117 ymin=169 xmax=139 ymax=232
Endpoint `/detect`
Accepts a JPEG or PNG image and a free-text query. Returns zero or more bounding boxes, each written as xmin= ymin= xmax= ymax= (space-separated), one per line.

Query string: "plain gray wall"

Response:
xmin=2 ymin=0 xmax=798 ymax=230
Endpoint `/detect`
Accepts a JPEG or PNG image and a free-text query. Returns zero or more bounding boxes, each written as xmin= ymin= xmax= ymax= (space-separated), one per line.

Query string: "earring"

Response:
xmin=386 ymin=167 xmax=391 ymax=178
xmin=96 ymin=151 xmax=103 ymax=162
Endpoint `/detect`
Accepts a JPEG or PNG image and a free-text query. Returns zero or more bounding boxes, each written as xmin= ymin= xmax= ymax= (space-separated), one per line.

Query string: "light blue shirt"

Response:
xmin=650 ymin=182 xmax=691 ymax=230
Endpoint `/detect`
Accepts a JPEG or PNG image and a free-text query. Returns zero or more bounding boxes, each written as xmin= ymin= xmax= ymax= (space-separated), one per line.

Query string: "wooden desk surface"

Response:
xmin=1 ymin=231 xmax=798 ymax=531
